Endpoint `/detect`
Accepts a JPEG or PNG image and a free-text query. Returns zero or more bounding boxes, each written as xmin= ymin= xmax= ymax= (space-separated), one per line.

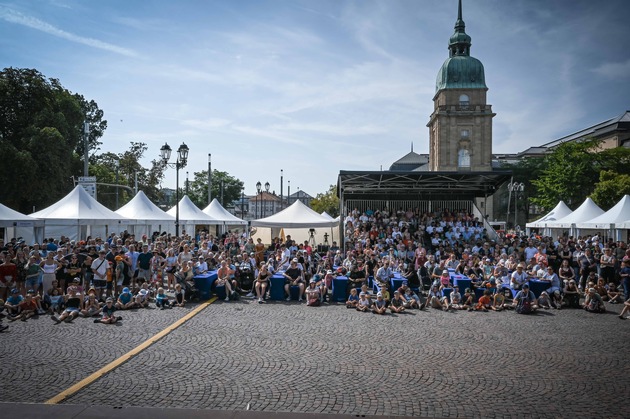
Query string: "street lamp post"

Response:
xmin=264 ymin=181 xmax=270 ymax=217
xmin=507 ymin=181 xmax=525 ymax=229
xmin=256 ymin=181 xmax=262 ymax=219
xmin=160 ymin=142 xmax=189 ymax=237
xmin=115 ymin=158 xmax=119 ymax=210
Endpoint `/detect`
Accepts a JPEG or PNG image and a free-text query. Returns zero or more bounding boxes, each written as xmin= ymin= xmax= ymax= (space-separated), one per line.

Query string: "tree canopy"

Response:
xmin=186 ymin=170 xmax=244 ymax=210
xmin=310 ymin=185 xmax=339 ymax=217
xmin=0 ymin=67 xmax=106 ymax=213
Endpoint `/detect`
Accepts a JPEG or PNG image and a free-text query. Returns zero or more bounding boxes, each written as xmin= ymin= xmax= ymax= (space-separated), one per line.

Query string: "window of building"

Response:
xmin=458 ymin=149 xmax=471 ymax=168
xmin=461 ymin=129 xmax=469 ymax=139
xmin=459 ymin=94 xmax=470 ymax=108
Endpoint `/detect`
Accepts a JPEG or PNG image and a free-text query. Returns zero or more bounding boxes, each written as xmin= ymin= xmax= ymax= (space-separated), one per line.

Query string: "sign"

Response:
xmin=78 ymin=177 xmax=97 ymax=199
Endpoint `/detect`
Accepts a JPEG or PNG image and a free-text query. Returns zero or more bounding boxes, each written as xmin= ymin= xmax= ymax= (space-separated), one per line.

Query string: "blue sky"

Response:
xmin=1 ymin=0 xmax=628 ymax=198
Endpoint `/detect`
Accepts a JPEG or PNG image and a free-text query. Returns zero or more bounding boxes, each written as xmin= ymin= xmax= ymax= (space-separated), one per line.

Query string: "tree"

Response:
xmin=186 ymin=170 xmax=244 ymax=209
xmin=591 ymin=170 xmax=630 ymax=210
xmin=310 ymin=185 xmax=339 ymax=217
xmin=0 ymin=67 xmax=106 ymax=212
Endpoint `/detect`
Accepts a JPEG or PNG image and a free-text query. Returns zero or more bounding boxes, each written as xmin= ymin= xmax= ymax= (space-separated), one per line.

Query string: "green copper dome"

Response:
xmin=435 ymin=55 xmax=486 ymax=92
xmin=435 ymin=0 xmax=487 ymax=93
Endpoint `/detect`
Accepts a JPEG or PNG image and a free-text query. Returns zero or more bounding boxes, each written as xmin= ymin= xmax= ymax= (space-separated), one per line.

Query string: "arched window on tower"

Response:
xmin=459 ymin=94 xmax=469 ymax=109
xmin=458 ymin=148 xmax=471 ymax=169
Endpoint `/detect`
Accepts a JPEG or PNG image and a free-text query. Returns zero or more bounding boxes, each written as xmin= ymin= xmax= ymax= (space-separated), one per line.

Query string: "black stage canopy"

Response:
xmin=337 ymin=170 xmax=512 ymax=201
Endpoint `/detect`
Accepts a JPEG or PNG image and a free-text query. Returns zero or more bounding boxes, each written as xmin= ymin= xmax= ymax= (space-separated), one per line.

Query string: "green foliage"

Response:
xmin=186 ymin=170 xmax=244 ymax=209
xmin=591 ymin=170 xmax=630 ymax=209
xmin=0 ymin=67 xmax=106 ymax=212
xmin=310 ymin=185 xmax=339 ymax=217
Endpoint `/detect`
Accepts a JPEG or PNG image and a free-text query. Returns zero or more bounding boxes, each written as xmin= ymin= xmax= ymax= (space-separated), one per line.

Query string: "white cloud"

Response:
xmin=180 ymin=118 xmax=232 ymax=130
xmin=592 ymin=59 xmax=630 ymax=79
xmin=0 ymin=5 xmax=137 ymax=57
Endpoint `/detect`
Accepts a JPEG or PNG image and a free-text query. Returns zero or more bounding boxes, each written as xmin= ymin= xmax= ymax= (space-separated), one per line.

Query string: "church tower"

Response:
xmin=427 ymin=0 xmax=494 ymax=171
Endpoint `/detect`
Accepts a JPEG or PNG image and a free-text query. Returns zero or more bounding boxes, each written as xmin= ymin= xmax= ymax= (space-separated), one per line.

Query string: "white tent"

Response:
xmin=167 ymin=195 xmax=218 ymax=235
xmin=30 ymin=186 xmax=129 ymax=240
xmin=0 ymin=203 xmax=44 ymax=243
xmin=115 ymin=191 xmax=175 ymax=237
xmin=577 ymin=195 xmax=630 ymax=230
xmin=321 ymin=211 xmax=334 ymax=220
xmin=526 ymin=201 xmax=573 ymax=228
xmin=546 ymin=197 xmax=604 ymax=236
xmin=251 ymin=200 xmax=338 ymax=246
xmin=202 ymin=199 xmax=247 ymax=225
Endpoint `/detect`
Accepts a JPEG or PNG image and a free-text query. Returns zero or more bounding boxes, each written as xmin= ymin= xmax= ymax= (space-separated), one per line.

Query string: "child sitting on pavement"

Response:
xmin=135 ymin=288 xmax=150 ymax=308
xmin=491 ymin=288 xmax=507 ymax=311
xmin=155 ymin=287 xmax=172 ymax=309
xmin=470 ymin=289 xmax=492 ymax=312
xmin=537 ymin=291 xmax=552 ymax=309
xmin=389 ymin=290 xmax=406 ymax=313
xmin=449 ymin=285 xmax=464 ymax=310
xmin=346 ymin=288 xmax=359 ymax=308
xmin=607 ymin=283 xmax=623 ymax=304
xmin=116 ymin=287 xmax=137 ymax=310
xmin=9 ymin=290 xmax=38 ymax=321
xmin=80 ymin=292 xmax=102 ymax=318
xmin=356 ymin=292 xmax=371 ymax=312
xmin=372 ymin=292 xmax=387 ymax=315
xmin=51 ymin=287 xmax=83 ymax=323
xmin=94 ymin=297 xmax=122 ymax=324
xmin=462 ymin=288 xmax=474 ymax=309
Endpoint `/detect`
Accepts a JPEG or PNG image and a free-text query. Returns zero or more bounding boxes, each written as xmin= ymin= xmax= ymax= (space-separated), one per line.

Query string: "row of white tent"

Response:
xmin=1 ymin=185 xmax=339 ymax=243
xmin=526 ymin=195 xmax=630 ymax=239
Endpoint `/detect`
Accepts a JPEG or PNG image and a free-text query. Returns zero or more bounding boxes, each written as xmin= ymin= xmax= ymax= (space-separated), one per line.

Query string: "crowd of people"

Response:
xmin=1 ymin=205 xmax=630 ymax=332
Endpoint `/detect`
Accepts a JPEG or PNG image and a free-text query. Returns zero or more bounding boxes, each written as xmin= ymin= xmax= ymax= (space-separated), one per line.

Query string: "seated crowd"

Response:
xmin=0 ymin=205 xmax=629 ymax=332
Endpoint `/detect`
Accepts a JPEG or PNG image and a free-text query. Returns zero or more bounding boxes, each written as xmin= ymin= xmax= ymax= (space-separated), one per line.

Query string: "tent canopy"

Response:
xmin=577 ymin=195 xmax=630 ymax=229
xmin=526 ymin=201 xmax=572 ymax=228
xmin=202 ymin=198 xmax=246 ymax=225
xmin=548 ymin=198 xmax=604 ymax=229
xmin=167 ymin=195 xmax=217 ymax=224
xmin=252 ymin=200 xmax=337 ymax=228
xmin=116 ymin=190 xmax=175 ymax=223
xmin=30 ymin=186 xmax=128 ymax=225
xmin=0 ymin=203 xmax=43 ymax=228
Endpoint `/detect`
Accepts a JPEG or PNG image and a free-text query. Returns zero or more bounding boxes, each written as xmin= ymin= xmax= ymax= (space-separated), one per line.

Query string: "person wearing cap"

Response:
xmin=584 ymin=287 xmax=605 ymax=313
xmin=389 ymin=290 xmax=406 ymax=313
xmin=135 ymin=286 xmax=151 ymax=308
xmin=372 ymin=292 xmax=387 ymax=315
xmin=305 ymin=278 xmax=321 ymax=307
xmin=283 ymin=258 xmax=305 ymax=302
xmin=510 ymin=264 xmax=528 ymax=290
xmin=116 ymin=287 xmax=137 ymax=310
xmin=346 ymin=288 xmax=359 ymax=308
xmin=94 ymin=297 xmax=122 ymax=324
xmin=4 ymin=288 xmax=24 ymax=318
xmin=356 ymin=291 xmax=371 ymax=312
xmin=512 ymin=283 xmax=538 ymax=314
xmin=51 ymin=287 xmax=83 ymax=323
xmin=427 ymin=284 xmax=448 ymax=311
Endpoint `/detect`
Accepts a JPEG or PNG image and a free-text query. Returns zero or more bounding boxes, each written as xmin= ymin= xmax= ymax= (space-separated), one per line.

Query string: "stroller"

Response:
xmin=174 ymin=270 xmax=201 ymax=302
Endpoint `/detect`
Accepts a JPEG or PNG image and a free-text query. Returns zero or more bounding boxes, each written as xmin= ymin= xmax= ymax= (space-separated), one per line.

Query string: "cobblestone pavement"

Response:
xmin=1 ymin=298 xmax=628 ymax=418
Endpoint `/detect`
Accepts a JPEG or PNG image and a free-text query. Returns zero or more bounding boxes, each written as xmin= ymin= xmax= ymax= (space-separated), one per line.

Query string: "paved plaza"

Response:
xmin=1 ymin=298 xmax=628 ymax=418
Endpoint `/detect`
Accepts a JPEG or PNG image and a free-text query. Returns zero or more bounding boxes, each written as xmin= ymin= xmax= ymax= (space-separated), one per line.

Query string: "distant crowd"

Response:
xmin=1 ymin=206 xmax=630 ymax=332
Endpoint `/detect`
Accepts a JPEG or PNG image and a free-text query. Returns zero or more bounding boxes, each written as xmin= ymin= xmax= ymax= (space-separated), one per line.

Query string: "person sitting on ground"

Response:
xmin=584 ymin=287 xmax=605 ymax=313
xmin=449 ymin=285 xmax=464 ymax=310
xmin=48 ymin=287 xmax=64 ymax=314
xmin=305 ymin=278 xmax=321 ymax=307
xmin=563 ymin=279 xmax=581 ymax=309
xmin=94 ymin=297 xmax=122 ymax=324
xmin=80 ymin=291 xmax=101 ymax=318
xmin=254 ymin=263 xmax=270 ymax=304
xmin=283 ymin=258 xmax=305 ymax=302
xmin=346 ymin=288 xmax=359 ymax=308
xmin=5 ymin=288 xmax=23 ymax=318
xmin=541 ymin=266 xmax=563 ymax=309
xmin=379 ymin=284 xmax=391 ymax=304
xmin=427 ymin=284 xmax=446 ymax=310
xmin=135 ymin=288 xmax=150 ymax=308
xmin=216 ymin=260 xmax=236 ymax=302
xmin=512 ymin=283 xmax=538 ymax=314
xmin=173 ymin=283 xmax=185 ymax=307
xmin=8 ymin=290 xmax=38 ymax=321
xmin=491 ymin=288 xmax=507 ymax=311
xmin=360 ymin=283 xmax=372 ymax=298
xmin=356 ymin=292 xmax=371 ymax=312
xmin=372 ymin=292 xmax=387 ymax=315
xmin=399 ymin=282 xmax=424 ymax=309
xmin=462 ymin=288 xmax=474 ymax=309
xmin=51 ymin=287 xmax=83 ymax=323
xmin=618 ymin=298 xmax=630 ymax=319
xmin=537 ymin=291 xmax=552 ymax=309
xmin=470 ymin=289 xmax=492 ymax=312
xmin=389 ymin=290 xmax=406 ymax=314
xmin=155 ymin=287 xmax=172 ymax=309
xmin=607 ymin=282 xmax=623 ymax=304
xmin=116 ymin=287 xmax=137 ymax=310
xmin=594 ymin=277 xmax=608 ymax=300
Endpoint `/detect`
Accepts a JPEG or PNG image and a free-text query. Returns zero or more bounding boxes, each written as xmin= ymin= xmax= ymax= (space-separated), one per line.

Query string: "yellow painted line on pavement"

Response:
xmin=45 ymin=297 xmax=217 ymax=405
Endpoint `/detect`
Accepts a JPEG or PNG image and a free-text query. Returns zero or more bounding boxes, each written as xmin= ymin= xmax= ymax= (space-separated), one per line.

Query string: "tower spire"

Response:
xmin=449 ymin=0 xmax=471 ymax=57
